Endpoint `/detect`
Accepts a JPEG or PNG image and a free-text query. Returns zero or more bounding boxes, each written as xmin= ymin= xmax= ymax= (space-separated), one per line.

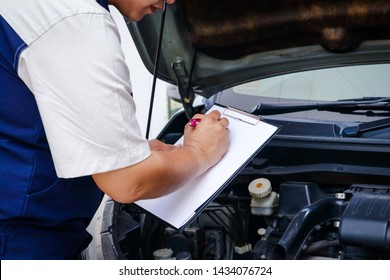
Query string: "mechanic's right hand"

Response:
xmin=182 ymin=110 xmax=230 ymax=175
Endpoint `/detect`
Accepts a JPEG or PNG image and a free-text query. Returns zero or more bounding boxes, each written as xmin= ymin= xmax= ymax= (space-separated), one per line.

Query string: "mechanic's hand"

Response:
xmin=183 ymin=110 xmax=230 ymax=174
xmin=148 ymin=139 xmax=179 ymax=151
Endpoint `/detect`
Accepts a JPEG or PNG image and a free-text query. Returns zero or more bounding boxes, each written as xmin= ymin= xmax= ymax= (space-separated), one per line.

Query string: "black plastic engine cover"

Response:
xmin=339 ymin=184 xmax=390 ymax=249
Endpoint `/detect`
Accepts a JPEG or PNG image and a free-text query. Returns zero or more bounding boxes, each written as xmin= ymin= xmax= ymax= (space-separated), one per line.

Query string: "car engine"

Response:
xmin=84 ymin=112 xmax=390 ymax=260
xmin=91 ymin=180 xmax=390 ymax=260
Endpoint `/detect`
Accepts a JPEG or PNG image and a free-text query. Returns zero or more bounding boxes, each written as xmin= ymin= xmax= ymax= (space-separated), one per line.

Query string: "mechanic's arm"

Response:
xmin=92 ymin=110 xmax=230 ymax=203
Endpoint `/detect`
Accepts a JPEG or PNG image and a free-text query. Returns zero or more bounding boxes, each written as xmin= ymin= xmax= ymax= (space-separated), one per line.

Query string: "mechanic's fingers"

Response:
xmin=218 ymin=117 xmax=229 ymax=129
xmin=206 ymin=110 xmax=222 ymax=120
xmin=192 ymin=110 xmax=221 ymax=120
xmin=187 ymin=110 xmax=229 ymax=130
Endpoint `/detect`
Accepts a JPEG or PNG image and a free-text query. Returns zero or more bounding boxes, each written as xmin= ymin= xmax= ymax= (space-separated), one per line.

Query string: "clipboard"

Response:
xmin=134 ymin=103 xmax=280 ymax=231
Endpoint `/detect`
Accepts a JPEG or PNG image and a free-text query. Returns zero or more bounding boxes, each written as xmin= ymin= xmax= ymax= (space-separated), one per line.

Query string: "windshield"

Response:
xmin=210 ymin=64 xmax=390 ymax=123
xmin=232 ymin=64 xmax=389 ymax=101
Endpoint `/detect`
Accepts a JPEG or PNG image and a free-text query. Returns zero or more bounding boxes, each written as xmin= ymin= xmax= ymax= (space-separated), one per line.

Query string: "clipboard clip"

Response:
xmin=223 ymin=106 xmax=262 ymax=125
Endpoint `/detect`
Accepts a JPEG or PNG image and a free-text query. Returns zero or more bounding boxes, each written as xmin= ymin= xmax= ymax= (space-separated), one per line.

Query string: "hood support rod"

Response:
xmin=172 ymin=53 xmax=199 ymax=119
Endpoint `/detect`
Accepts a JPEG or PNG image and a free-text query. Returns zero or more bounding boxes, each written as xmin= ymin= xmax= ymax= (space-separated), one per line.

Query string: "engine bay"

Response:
xmin=95 ymin=179 xmax=390 ymax=260
xmin=84 ymin=112 xmax=390 ymax=260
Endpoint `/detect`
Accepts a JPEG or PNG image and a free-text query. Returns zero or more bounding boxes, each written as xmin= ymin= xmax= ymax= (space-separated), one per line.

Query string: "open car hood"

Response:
xmin=126 ymin=0 xmax=390 ymax=112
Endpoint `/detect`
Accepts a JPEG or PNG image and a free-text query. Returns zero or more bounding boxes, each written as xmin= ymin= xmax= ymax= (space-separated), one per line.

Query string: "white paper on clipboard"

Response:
xmin=134 ymin=104 xmax=279 ymax=230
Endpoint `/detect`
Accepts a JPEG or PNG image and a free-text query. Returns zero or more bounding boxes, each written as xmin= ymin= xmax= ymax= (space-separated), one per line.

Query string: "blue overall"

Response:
xmin=0 ymin=0 xmax=109 ymax=259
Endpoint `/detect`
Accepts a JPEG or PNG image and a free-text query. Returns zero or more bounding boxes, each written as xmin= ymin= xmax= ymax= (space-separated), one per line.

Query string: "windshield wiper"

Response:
xmin=341 ymin=117 xmax=390 ymax=137
xmin=251 ymin=97 xmax=390 ymax=115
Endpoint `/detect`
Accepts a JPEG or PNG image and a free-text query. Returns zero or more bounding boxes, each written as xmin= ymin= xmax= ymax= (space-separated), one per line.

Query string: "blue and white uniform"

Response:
xmin=0 ymin=0 xmax=151 ymax=259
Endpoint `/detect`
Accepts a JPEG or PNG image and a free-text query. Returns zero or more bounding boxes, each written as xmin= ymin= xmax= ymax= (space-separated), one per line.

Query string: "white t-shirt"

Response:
xmin=0 ymin=0 xmax=151 ymax=178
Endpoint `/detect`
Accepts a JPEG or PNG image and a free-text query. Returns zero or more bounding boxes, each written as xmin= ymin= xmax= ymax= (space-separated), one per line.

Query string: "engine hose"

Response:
xmin=270 ymin=198 xmax=344 ymax=260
